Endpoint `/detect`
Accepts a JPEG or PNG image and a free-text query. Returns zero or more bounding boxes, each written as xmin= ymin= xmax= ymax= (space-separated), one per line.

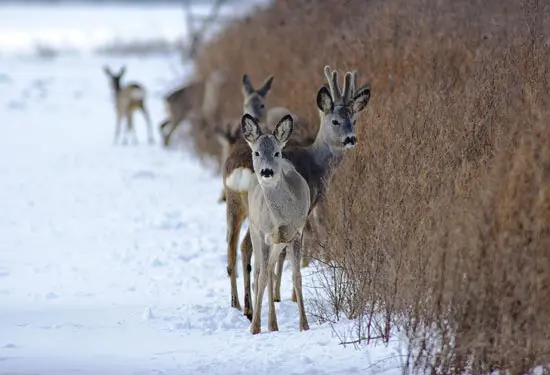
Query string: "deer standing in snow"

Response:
xmin=103 ymin=66 xmax=154 ymax=145
xmin=242 ymin=114 xmax=310 ymax=334
xmin=222 ymin=74 xmax=309 ymax=319
xmin=270 ymin=66 xmax=371 ymax=302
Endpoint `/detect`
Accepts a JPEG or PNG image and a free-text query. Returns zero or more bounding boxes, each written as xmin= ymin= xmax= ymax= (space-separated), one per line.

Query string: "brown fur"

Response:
xmin=103 ymin=66 xmax=154 ymax=145
xmin=159 ymin=82 xmax=204 ymax=146
xmin=223 ymin=139 xmax=253 ymax=177
xmin=160 ymin=71 xmax=226 ymax=147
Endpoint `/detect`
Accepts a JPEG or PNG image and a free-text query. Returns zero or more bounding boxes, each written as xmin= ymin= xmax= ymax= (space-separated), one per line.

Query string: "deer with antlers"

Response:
xmin=103 ymin=66 xmax=154 ymax=145
xmin=270 ymin=66 xmax=371 ymax=303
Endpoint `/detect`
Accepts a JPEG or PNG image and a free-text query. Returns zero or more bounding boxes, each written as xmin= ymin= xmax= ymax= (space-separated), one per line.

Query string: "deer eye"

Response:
xmin=332 ymin=120 xmax=340 ymax=126
xmin=254 ymin=151 xmax=259 ymax=157
xmin=274 ymin=152 xmax=280 ymax=157
xmin=260 ymin=104 xmax=265 ymax=109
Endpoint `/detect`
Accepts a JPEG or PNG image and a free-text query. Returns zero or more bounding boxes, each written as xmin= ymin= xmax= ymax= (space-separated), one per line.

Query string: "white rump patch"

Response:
xmin=225 ymin=168 xmax=253 ymax=192
xmin=129 ymin=87 xmax=145 ymax=101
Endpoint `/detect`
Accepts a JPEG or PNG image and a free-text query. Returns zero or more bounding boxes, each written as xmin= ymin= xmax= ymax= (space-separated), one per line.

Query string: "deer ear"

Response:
xmin=352 ymin=84 xmax=371 ymax=113
xmin=273 ymin=114 xmax=293 ymax=145
xmin=103 ymin=66 xmax=112 ymax=76
xmin=242 ymin=74 xmax=254 ymax=96
xmin=257 ymin=75 xmax=274 ymax=97
xmin=316 ymin=86 xmax=333 ymax=114
xmin=118 ymin=66 xmax=126 ymax=77
xmin=241 ymin=114 xmax=261 ymax=144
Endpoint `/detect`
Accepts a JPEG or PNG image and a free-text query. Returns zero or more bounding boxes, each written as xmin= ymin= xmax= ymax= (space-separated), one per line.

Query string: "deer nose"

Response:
xmin=260 ymin=169 xmax=274 ymax=178
xmin=343 ymin=136 xmax=357 ymax=147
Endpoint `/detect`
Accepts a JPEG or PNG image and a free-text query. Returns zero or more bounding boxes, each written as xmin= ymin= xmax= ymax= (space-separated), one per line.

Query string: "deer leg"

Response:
xmin=253 ymin=242 xmax=260 ymax=298
xmin=226 ymin=190 xmax=244 ymax=311
xmin=251 ymin=238 xmax=268 ymax=335
xmin=240 ymin=228 xmax=253 ymax=321
xmin=267 ymin=260 xmax=279 ymax=332
xmin=114 ymin=112 xmax=123 ymax=145
xmin=274 ymin=248 xmax=286 ymax=302
xmin=126 ymin=111 xmax=137 ymax=145
xmin=301 ymin=218 xmax=315 ymax=268
xmin=290 ymin=234 xmax=309 ymax=331
xmin=164 ymin=120 xmax=179 ymax=147
xmin=312 ymin=202 xmax=328 ymax=263
xmin=139 ymin=103 xmax=154 ymax=145
xmin=159 ymin=119 xmax=171 ymax=147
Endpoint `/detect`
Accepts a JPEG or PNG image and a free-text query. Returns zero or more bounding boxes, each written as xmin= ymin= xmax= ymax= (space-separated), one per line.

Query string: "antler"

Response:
xmin=350 ymin=70 xmax=358 ymax=96
xmin=324 ymin=65 xmax=358 ymax=103
xmin=342 ymin=72 xmax=353 ymax=103
xmin=323 ymin=65 xmax=342 ymax=101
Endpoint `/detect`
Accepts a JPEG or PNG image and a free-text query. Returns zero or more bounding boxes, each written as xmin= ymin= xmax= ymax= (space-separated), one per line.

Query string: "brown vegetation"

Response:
xmin=192 ymin=0 xmax=550 ymax=372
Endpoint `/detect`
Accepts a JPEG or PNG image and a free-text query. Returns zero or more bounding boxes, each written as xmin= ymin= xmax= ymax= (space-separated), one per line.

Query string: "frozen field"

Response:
xmin=0 ymin=5 xmax=402 ymax=375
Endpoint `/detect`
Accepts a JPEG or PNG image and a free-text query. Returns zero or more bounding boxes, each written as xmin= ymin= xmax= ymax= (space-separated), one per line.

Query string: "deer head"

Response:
xmin=103 ymin=65 xmax=126 ymax=93
xmin=242 ymin=74 xmax=274 ymax=125
xmin=241 ymin=113 xmax=293 ymax=185
xmin=316 ymin=65 xmax=371 ymax=150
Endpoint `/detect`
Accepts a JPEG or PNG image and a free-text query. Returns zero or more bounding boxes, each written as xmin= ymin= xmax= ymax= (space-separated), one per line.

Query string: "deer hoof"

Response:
xmin=231 ymin=297 xmax=242 ymax=311
xmin=250 ymin=325 xmax=261 ymax=335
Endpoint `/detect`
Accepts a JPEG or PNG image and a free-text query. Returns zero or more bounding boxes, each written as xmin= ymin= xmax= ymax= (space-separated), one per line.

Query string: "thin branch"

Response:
xmin=339 ymin=335 xmax=387 ymax=346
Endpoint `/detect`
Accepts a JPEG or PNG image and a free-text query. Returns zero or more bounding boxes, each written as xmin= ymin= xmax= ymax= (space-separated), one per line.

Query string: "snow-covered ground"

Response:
xmin=0 ymin=5 xmax=402 ymax=375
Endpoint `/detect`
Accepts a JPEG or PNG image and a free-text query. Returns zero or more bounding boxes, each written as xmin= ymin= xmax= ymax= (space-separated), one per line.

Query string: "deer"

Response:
xmin=241 ymin=113 xmax=311 ymax=334
xmin=270 ymin=66 xmax=371 ymax=303
xmin=223 ymin=73 xmax=314 ymax=320
xmin=103 ymin=66 xmax=154 ymax=145
xmin=159 ymin=70 xmax=226 ymax=147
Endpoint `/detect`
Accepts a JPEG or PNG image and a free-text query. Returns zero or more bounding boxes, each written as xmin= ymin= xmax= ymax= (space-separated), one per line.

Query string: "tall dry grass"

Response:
xmin=192 ymin=0 xmax=550 ymax=372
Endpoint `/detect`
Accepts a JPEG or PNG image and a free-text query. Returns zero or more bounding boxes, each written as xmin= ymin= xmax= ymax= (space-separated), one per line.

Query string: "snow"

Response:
xmin=0 ymin=1 xmax=267 ymax=58
xmin=0 ymin=5 xmax=402 ymax=375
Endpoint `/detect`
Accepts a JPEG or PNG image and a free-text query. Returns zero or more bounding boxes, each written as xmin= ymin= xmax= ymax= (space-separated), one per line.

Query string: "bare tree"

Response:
xmin=181 ymin=0 xmax=228 ymax=61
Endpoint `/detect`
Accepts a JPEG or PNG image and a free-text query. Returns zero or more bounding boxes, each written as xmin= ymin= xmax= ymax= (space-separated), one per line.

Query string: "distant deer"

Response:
xmin=241 ymin=114 xmax=310 ymax=334
xmin=103 ymin=66 xmax=154 ymax=145
xmin=271 ymin=66 xmax=371 ymax=302
xmin=159 ymin=71 xmax=226 ymax=147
